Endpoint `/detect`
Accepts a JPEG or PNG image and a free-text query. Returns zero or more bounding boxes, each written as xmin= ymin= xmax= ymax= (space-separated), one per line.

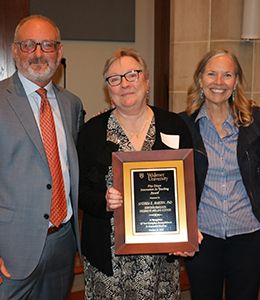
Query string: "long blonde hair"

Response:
xmin=186 ymin=49 xmax=257 ymax=127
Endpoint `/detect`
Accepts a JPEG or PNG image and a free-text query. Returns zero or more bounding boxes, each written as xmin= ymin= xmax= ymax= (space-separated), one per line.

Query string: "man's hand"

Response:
xmin=0 ymin=257 xmax=11 ymax=284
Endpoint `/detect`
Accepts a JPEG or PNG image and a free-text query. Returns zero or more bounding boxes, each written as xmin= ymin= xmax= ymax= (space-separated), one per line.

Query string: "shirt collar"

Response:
xmin=196 ymin=103 xmax=236 ymax=131
xmin=18 ymin=71 xmax=54 ymax=97
xmin=195 ymin=103 xmax=208 ymax=123
xmin=196 ymin=103 xmax=234 ymax=122
xmin=226 ymin=113 xmax=235 ymax=126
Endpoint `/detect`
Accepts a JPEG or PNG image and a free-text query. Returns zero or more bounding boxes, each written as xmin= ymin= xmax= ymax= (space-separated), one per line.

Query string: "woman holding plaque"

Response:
xmin=180 ymin=49 xmax=260 ymax=300
xmin=78 ymin=48 xmax=193 ymax=299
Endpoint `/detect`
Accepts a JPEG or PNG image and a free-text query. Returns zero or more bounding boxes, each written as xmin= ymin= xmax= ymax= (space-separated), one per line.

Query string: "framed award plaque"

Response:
xmin=112 ymin=149 xmax=198 ymax=255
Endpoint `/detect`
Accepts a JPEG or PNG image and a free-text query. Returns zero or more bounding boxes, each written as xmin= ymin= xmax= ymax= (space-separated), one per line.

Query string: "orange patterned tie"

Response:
xmin=37 ymin=88 xmax=67 ymax=227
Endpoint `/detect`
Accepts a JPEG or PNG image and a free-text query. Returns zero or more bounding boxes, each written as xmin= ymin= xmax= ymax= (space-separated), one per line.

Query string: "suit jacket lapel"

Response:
xmin=54 ymin=85 xmax=79 ymax=212
xmin=54 ymin=85 xmax=77 ymax=172
xmin=53 ymin=85 xmax=74 ymax=147
xmin=5 ymin=73 xmax=48 ymax=165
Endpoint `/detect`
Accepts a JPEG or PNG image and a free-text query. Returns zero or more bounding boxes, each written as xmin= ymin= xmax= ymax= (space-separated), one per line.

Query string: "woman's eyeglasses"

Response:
xmin=106 ymin=70 xmax=143 ymax=86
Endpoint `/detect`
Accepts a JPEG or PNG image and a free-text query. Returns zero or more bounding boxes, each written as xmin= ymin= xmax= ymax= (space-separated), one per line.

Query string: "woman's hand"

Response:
xmin=171 ymin=230 xmax=203 ymax=257
xmin=105 ymin=187 xmax=123 ymax=212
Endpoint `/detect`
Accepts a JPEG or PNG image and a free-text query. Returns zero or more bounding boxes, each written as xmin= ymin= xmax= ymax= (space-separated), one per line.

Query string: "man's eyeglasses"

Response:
xmin=106 ymin=70 xmax=143 ymax=87
xmin=14 ymin=40 xmax=61 ymax=53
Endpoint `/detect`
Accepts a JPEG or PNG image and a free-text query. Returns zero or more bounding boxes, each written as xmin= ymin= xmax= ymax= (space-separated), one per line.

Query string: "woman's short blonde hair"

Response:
xmin=103 ymin=48 xmax=149 ymax=80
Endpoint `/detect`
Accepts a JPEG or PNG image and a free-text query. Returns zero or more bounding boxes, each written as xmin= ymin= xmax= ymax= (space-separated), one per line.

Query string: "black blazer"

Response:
xmin=78 ymin=106 xmax=193 ymax=275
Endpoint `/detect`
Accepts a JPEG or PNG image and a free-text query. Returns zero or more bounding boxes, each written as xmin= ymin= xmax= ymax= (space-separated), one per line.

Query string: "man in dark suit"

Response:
xmin=0 ymin=15 xmax=84 ymax=299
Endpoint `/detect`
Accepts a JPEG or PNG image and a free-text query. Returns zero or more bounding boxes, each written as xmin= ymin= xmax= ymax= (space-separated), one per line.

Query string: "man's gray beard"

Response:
xmin=26 ymin=65 xmax=58 ymax=82
xmin=15 ymin=57 xmax=60 ymax=83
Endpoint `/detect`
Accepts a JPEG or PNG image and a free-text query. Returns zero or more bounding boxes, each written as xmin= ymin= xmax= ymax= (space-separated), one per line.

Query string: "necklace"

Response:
xmin=113 ymin=107 xmax=152 ymax=149
xmin=121 ymin=119 xmax=149 ymax=139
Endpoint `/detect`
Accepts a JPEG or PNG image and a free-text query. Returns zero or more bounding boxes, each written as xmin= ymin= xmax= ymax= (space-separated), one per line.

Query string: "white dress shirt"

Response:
xmin=18 ymin=72 xmax=72 ymax=225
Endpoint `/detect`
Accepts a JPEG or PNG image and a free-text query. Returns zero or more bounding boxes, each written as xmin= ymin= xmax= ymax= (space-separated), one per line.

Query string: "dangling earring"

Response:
xmin=146 ymin=89 xmax=150 ymax=103
xmin=232 ymin=89 xmax=236 ymax=102
xmin=199 ymin=89 xmax=204 ymax=102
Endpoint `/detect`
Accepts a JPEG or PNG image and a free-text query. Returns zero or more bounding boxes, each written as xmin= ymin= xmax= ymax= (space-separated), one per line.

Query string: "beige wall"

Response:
xmin=170 ymin=0 xmax=260 ymax=113
xmin=55 ymin=0 xmax=154 ymax=121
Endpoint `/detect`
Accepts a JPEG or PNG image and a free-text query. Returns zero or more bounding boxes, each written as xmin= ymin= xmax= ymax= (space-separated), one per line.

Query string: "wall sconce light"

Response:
xmin=241 ymin=0 xmax=260 ymax=40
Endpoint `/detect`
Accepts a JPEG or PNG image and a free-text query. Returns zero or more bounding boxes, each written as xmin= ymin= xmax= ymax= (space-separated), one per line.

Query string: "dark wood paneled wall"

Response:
xmin=154 ymin=0 xmax=170 ymax=111
xmin=0 ymin=0 xmax=29 ymax=80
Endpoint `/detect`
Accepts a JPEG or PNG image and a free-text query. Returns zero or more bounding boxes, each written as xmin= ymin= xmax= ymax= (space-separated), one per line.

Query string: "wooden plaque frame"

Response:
xmin=112 ymin=149 xmax=198 ymax=255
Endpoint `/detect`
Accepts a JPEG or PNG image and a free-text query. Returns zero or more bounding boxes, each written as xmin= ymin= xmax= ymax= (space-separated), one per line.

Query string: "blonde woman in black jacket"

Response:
xmin=181 ymin=49 xmax=260 ymax=300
